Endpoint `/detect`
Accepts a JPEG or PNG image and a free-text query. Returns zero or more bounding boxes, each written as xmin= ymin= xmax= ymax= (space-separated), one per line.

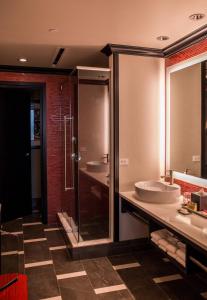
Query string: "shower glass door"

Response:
xmin=75 ymin=68 xmax=110 ymax=242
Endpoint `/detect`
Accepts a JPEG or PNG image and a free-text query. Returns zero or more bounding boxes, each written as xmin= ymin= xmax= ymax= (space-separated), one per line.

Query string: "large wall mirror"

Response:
xmin=166 ymin=53 xmax=207 ymax=179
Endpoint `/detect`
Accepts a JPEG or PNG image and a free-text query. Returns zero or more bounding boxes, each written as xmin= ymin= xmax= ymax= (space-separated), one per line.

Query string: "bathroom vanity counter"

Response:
xmin=80 ymin=168 xmax=109 ymax=187
xmin=120 ymin=191 xmax=207 ymax=253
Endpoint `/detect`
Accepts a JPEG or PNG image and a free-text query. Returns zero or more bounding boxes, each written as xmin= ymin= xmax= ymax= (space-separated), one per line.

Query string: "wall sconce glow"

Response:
xmin=159 ymin=60 xmax=165 ymax=176
xmin=18 ymin=57 xmax=28 ymax=63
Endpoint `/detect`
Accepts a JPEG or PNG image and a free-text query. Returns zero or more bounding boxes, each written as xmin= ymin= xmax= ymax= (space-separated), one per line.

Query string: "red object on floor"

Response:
xmin=0 ymin=273 xmax=28 ymax=300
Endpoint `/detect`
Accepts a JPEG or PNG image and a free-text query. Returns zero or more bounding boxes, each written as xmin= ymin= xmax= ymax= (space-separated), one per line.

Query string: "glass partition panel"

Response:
xmin=77 ymin=69 xmax=110 ymax=241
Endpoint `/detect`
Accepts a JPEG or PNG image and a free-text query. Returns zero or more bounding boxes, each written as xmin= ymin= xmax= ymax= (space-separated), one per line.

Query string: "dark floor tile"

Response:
xmin=134 ymin=249 xmax=179 ymax=278
xmin=18 ymin=253 xmax=25 ymax=274
xmin=96 ymin=290 xmax=133 ymax=300
xmin=17 ymin=234 xmax=24 ymax=251
xmin=45 ymin=229 xmax=66 ymax=247
xmin=23 ymin=213 xmax=42 ymax=223
xmin=131 ymin=284 xmax=169 ymax=300
xmin=196 ymin=271 xmax=207 ymax=287
xmin=117 ymin=266 xmax=153 ymax=290
xmin=108 ymin=253 xmax=138 ymax=266
xmin=159 ymin=279 xmax=203 ymax=300
xmin=1 ymin=254 xmax=19 ymax=274
xmin=58 ymin=276 xmax=97 ymax=300
xmin=82 ymin=257 xmax=123 ymax=289
xmin=23 ymin=224 xmax=45 ymax=239
xmin=26 ymin=264 xmax=60 ymax=300
xmin=44 ymin=223 xmax=59 ymax=229
xmin=1 ymin=234 xmax=19 ymax=252
xmin=24 ymin=241 xmax=51 ymax=263
xmin=2 ymin=218 xmax=22 ymax=232
xmin=184 ymin=273 xmax=207 ymax=295
xmin=52 ymin=249 xmax=84 ymax=275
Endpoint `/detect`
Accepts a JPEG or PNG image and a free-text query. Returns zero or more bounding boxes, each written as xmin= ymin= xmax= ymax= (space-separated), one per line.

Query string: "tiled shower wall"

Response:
xmin=166 ymin=38 xmax=207 ymax=194
xmin=0 ymin=72 xmax=73 ymax=223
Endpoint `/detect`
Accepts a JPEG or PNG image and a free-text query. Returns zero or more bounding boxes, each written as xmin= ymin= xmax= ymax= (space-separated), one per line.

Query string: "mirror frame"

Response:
xmin=166 ymin=51 xmax=207 ymax=185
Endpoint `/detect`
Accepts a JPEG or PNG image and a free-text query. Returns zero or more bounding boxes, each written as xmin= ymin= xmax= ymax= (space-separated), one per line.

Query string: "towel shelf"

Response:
xmin=121 ymin=197 xmax=207 ymax=275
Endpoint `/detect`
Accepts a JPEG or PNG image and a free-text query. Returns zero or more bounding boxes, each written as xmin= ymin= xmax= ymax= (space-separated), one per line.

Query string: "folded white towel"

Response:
xmin=167 ymin=251 xmax=177 ymax=260
xmin=166 ymin=243 xmax=177 ymax=254
xmin=158 ymin=244 xmax=167 ymax=252
xmin=177 ymin=241 xmax=186 ymax=249
xmin=176 ymin=255 xmax=186 ymax=267
xmin=151 ymin=237 xmax=159 ymax=245
xmin=158 ymin=238 xmax=169 ymax=248
xmin=176 ymin=248 xmax=186 ymax=261
xmin=167 ymin=236 xmax=179 ymax=245
xmin=151 ymin=229 xmax=169 ymax=241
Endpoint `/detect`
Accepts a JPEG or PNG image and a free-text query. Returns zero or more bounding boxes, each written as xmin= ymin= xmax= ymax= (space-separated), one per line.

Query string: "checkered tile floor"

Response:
xmin=1 ymin=214 xmax=207 ymax=300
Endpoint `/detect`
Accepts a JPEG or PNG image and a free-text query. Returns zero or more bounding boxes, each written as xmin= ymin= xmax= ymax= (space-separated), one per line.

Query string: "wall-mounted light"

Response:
xmin=189 ymin=13 xmax=205 ymax=21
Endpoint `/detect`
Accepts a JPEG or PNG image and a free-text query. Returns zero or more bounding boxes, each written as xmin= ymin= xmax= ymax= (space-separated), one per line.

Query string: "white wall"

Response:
xmin=118 ymin=54 xmax=164 ymax=240
xmin=119 ymin=54 xmax=165 ymax=191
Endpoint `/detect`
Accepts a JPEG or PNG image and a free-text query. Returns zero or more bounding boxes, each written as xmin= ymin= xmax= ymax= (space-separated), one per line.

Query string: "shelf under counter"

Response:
xmin=120 ymin=191 xmax=207 ymax=273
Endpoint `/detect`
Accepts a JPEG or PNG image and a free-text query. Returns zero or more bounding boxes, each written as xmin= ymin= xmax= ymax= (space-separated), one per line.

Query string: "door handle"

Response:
xmin=71 ymin=153 xmax=81 ymax=162
xmin=76 ymin=153 xmax=81 ymax=162
xmin=25 ymin=153 xmax=30 ymax=157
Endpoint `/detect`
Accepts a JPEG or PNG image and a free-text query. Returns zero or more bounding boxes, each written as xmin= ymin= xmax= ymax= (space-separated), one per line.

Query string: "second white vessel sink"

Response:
xmin=134 ymin=180 xmax=180 ymax=204
xmin=86 ymin=161 xmax=108 ymax=173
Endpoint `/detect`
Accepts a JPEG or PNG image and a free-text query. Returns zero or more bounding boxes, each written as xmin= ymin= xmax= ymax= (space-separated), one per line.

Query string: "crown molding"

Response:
xmin=101 ymin=43 xmax=164 ymax=57
xmin=101 ymin=24 xmax=207 ymax=58
xmin=163 ymin=24 xmax=207 ymax=57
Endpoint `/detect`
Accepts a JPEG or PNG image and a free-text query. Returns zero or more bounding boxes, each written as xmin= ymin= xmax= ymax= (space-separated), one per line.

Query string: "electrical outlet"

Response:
xmin=120 ymin=158 xmax=129 ymax=166
xmin=192 ymin=155 xmax=200 ymax=162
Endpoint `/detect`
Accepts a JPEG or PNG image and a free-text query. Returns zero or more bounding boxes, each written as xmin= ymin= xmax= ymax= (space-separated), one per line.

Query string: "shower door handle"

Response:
xmin=64 ymin=115 xmax=74 ymax=191
xmin=75 ymin=153 xmax=81 ymax=162
xmin=71 ymin=153 xmax=81 ymax=162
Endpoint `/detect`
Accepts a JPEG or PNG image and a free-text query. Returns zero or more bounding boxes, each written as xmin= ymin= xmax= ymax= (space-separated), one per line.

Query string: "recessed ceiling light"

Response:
xmin=18 ymin=57 xmax=28 ymax=63
xmin=48 ymin=28 xmax=58 ymax=33
xmin=156 ymin=36 xmax=169 ymax=41
xmin=189 ymin=13 xmax=205 ymax=21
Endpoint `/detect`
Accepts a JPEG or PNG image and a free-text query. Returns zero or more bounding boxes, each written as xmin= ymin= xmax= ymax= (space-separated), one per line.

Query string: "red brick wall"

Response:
xmin=0 ymin=72 xmax=73 ymax=223
xmin=165 ymin=38 xmax=207 ymax=67
xmin=166 ymin=38 xmax=207 ymax=193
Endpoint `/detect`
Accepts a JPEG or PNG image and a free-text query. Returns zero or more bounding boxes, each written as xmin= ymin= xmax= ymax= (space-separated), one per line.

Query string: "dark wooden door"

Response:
xmin=0 ymin=88 xmax=32 ymax=222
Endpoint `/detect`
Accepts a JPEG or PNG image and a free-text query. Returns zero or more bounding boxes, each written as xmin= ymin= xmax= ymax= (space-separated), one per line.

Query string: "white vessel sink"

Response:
xmin=134 ymin=180 xmax=180 ymax=204
xmin=86 ymin=161 xmax=108 ymax=173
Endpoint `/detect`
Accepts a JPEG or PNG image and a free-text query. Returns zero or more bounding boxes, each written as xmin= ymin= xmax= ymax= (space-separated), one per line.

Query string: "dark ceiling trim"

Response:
xmin=101 ymin=24 xmax=207 ymax=58
xmin=0 ymin=65 xmax=72 ymax=75
xmin=163 ymin=24 xmax=207 ymax=57
xmin=101 ymin=43 xmax=164 ymax=58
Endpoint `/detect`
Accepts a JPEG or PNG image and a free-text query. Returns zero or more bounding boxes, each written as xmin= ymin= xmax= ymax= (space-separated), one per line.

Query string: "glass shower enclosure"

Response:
xmin=60 ymin=67 xmax=111 ymax=245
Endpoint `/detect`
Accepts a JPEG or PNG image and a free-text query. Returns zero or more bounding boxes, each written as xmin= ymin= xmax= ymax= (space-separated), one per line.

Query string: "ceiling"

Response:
xmin=0 ymin=0 xmax=207 ymax=69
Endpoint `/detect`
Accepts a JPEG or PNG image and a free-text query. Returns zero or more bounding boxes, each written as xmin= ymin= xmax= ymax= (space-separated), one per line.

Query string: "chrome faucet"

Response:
xmin=167 ymin=169 xmax=174 ymax=185
xmin=102 ymin=153 xmax=109 ymax=164
xmin=160 ymin=170 xmax=174 ymax=185
xmin=184 ymin=168 xmax=191 ymax=174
